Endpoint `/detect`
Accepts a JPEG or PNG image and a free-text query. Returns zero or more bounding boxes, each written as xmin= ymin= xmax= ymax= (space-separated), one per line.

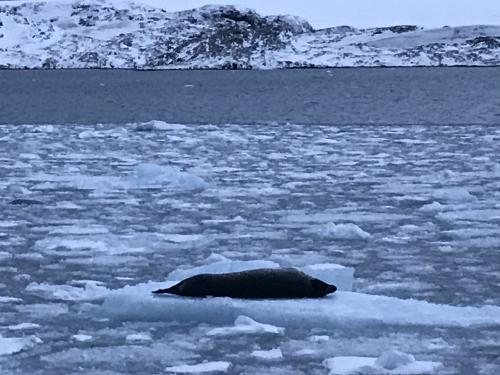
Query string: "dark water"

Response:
xmin=1 ymin=67 xmax=500 ymax=125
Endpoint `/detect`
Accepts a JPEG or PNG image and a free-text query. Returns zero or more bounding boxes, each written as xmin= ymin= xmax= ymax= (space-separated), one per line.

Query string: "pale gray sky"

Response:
xmin=143 ymin=0 xmax=500 ymax=28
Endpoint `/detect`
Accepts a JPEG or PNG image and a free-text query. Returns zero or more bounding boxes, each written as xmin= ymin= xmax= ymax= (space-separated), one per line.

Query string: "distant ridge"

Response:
xmin=0 ymin=0 xmax=499 ymax=69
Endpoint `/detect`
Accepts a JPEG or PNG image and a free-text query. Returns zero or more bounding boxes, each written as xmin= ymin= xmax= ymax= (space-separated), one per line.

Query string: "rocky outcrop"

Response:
xmin=0 ymin=0 xmax=499 ymax=69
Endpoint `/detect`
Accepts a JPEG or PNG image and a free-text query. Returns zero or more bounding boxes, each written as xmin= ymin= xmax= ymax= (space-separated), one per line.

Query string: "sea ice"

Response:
xmin=206 ymin=315 xmax=284 ymax=336
xmin=126 ymin=333 xmax=152 ymax=342
xmin=251 ymin=348 xmax=283 ymax=360
xmin=7 ymin=323 xmax=40 ymax=331
xmin=72 ymin=334 xmax=93 ymax=342
xmin=432 ymin=187 xmax=475 ymax=202
xmin=164 ymin=361 xmax=231 ymax=373
xmin=0 ymin=335 xmax=40 ymax=356
xmin=306 ymin=222 xmax=371 ymax=240
xmin=324 ymin=349 xmax=442 ymax=375
xmin=133 ymin=120 xmax=186 ymax=131
xmin=100 ymin=258 xmax=500 ymax=328
xmin=26 ymin=280 xmax=109 ymax=302
xmin=131 ymin=163 xmax=207 ymax=190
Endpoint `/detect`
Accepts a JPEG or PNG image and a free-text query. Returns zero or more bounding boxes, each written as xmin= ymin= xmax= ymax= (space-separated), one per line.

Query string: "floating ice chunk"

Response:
xmin=53 ymin=201 xmax=83 ymax=210
xmin=131 ymin=163 xmax=207 ymax=190
xmin=419 ymin=201 xmax=445 ymax=212
xmin=48 ymin=225 xmax=109 ymax=235
xmin=7 ymin=323 xmax=40 ymax=331
xmin=19 ymin=153 xmax=41 ymax=160
xmin=133 ymin=120 xmax=186 ymax=131
xmin=324 ymin=349 xmax=442 ymax=375
xmin=0 ymin=335 xmax=40 ymax=356
xmin=375 ymin=349 xmax=415 ymax=370
xmin=126 ymin=333 xmax=152 ymax=343
xmin=437 ymin=209 xmax=500 ymax=222
xmin=206 ymin=316 xmax=284 ymax=336
xmin=26 ymin=281 xmax=109 ymax=302
xmin=0 ymin=296 xmax=22 ymax=303
xmin=309 ymin=335 xmax=329 ymax=342
xmin=102 ymin=285 xmax=500 ymax=328
xmin=251 ymin=348 xmax=283 ymax=360
xmin=72 ymin=334 xmax=92 ymax=342
xmin=42 ymin=343 xmax=193 ymax=364
xmin=162 ymin=234 xmax=203 ymax=243
xmin=433 ymin=187 xmax=475 ymax=202
xmin=16 ymin=303 xmax=68 ymax=317
xmin=307 ymin=223 xmax=371 ymax=240
xmin=301 ymin=264 xmax=354 ymax=292
xmin=165 ymin=361 xmax=231 ymax=373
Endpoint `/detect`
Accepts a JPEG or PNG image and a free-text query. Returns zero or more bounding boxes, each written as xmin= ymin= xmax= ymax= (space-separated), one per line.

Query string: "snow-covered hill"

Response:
xmin=0 ymin=0 xmax=499 ymax=69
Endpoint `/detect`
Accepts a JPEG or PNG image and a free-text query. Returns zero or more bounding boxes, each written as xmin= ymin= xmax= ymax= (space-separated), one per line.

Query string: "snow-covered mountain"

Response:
xmin=1 ymin=0 xmax=499 ymax=69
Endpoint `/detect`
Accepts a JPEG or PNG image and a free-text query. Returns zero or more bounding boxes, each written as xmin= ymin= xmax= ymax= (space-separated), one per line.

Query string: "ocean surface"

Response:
xmin=1 ymin=67 xmax=500 ymax=125
xmin=0 ymin=68 xmax=499 ymax=375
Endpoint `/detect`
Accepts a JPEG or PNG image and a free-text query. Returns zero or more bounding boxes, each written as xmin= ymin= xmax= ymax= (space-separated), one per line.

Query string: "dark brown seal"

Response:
xmin=152 ymin=268 xmax=337 ymax=299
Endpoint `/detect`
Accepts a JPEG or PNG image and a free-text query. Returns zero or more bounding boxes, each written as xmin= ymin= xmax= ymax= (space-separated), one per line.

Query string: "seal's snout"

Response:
xmin=329 ymin=284 xmax=337 ymax=294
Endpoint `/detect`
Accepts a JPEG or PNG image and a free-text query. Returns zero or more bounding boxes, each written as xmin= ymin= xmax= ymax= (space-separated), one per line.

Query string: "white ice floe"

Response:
xmin=26 ymin=280 xmax=108 ymax=302
xmin=133 ymin=120 xmax=187 ymax=131
xmin=100 ymin=258 xmax=500 ymax=328
xmin=418 ymin=201 xmax=445 ymax=212
xmin=131 ymin=163 xmax=208 ymax=190
xmin=251 ymin=348 xmax=283 ymax=360
xmin=432 ymin=187 xmax=475 ymax=202
xmin=324 ymin=349 xmax=442 ymax=375
xmin=165 ymin=361 xmax=231 ymax=373
xmin=28 ymin=162 xmax=207 ymax=194
xmin=306 ymin=222 xmax=371 ymax=240
xmin=126 ymin=333 xmax=152 ymax=343
xmin=7 ymin=323 xmax=40 ymax=331
xmin=206 ymin=316 xmax=284 ymax=336
xmin=0 ymin=335 xmax=41 ymax=356
xmin=301 ymin=263 xmax=354 ymax=292
xmin=0 ymin=296 xmax=22 ymax=303
xmin=72 ymin=334 xmax=93 ymax=342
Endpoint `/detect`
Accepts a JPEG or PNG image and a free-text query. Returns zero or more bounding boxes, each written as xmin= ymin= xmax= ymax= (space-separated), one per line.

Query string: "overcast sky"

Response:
xmin=144 ymin=0 xmax=500 ymax=29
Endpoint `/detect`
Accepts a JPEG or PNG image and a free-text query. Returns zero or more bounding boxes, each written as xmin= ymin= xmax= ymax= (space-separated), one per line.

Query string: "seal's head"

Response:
xmin=310 ymin=278 xmax=337 ymax=297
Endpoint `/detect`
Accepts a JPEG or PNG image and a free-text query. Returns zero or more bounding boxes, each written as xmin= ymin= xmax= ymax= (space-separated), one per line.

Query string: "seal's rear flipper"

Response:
xmin=152 ymin=285 xmax=178 ymax=295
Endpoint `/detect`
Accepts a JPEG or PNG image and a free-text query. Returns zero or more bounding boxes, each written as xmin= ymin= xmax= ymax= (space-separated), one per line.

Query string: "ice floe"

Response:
xmin=306 ymin=222 xmax=371 ymax=240
xmin=0 ymin=335 xmax=41 ymax=356
xmin=206 ymin=315 xmax=284 ymax=336
xmin=164 ymin=361 xmax=231 ymax=373
xmin=71 ymin=334 xmax=93 ymax=342
xmin=26 ymin=280 xmax=109 ymax=302
xmin=6 ymin=322 xmax=40 ymax=331
xmin=324 ymin=349 xmax=442 ymax=375
xmin=251 ymin=348 xmax=283 ymax=360
xmin=100 ymin=257 xmax=500 ymax=328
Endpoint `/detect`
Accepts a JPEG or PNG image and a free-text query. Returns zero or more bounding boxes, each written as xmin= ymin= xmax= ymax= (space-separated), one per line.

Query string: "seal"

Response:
xmin=152 ymin=268 xmax=337 ymax=299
